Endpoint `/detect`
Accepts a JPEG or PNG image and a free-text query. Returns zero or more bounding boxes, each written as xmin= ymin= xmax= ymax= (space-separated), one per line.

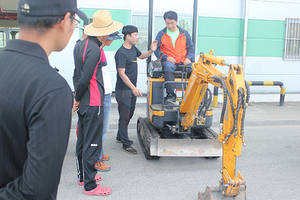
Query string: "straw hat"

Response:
xmin=84 ymin=10 xmax=123 ymax=37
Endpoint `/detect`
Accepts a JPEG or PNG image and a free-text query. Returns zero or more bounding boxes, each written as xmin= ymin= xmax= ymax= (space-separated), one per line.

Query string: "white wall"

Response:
xmin=248 ymin=0 xmax=300 ymax=21
xmin=198 ymin=0 xmax=243 ymax=19
xmin=49 ymin=30 xmax=79 ymax=91
xmin=78 ymin=0 xmax=131 ymax=10
xmin=197 ymin=0 xmax=300 ymax=20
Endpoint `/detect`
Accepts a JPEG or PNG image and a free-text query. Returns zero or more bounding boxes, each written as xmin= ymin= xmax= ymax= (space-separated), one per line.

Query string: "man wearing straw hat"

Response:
xmin=73 ymin=17 xmax=106 ymax=185
xmin=73 ymin=10 xmax=122 ymax=196
xmin=73 ymin=28 xmax=123 ymax=185
xmin=0 ymin=0 xmax=87 ymax=199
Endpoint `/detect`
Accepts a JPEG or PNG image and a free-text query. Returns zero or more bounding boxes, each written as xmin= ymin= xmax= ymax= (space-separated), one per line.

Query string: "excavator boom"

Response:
xmin=179 ymin=50 xmax=249 ymax=199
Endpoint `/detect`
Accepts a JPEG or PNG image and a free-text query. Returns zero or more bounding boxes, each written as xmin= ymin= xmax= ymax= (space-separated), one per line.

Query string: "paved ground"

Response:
xmin=57 ymin=100 xmax=300 ymax=200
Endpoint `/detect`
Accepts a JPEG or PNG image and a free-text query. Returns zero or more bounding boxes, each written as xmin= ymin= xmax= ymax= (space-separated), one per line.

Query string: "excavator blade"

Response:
xmin=154 ymin=138 xmax=222 ymax=157
xmin=198 ymin=185 xmax=246 ymax=200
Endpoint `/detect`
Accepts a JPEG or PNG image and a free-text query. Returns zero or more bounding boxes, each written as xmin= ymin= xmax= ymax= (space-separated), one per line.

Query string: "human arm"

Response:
xmin=73 ymin=98 xmax=80 ymax=112
xmin=72 ymin=68 xmax=79 ymax=112
xmin=185 ymin=30 xmax=195 ymax=63
xmin=183 ymin=58 xmax=192 ymax=66
xmin=167 ymin=56 xmax=176 ymax=64
xmin=154 ymin=30 xmax=169 ymax=62
xmin=74 ymin=43 xmax=101 ymax=102
xmin=73 ymin=40 xmax=82 ymax=91
xmin=117 ymin=67 xmax=142 ymax=96
xmin=138 ymin=40 xmax=158 ymax=60
xmin=72 ymin=67 xmax=78 ymax=91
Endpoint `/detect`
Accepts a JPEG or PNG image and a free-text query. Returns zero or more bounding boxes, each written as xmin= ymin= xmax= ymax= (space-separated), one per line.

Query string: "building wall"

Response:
xmin=197 ymin=0 xmax=300 ymax=102
xmin=48 ymin=0 xmax=300 ymax=102
xmin=49 ymin=3 xmax=133 ymax=92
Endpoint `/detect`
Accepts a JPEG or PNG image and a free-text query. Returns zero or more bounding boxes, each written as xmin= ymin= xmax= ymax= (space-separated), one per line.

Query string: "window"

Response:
xmin=155 ymin=16 xmax=193 ymax=38
xmin=132 ymin=14 xmax=193 ymax=52
xmin=154 ymin=16 xmax=165 ymax=36
xmin=178 ymin=18 xmax=193 ymax=38
xmin=0 ymin=29 xmax=19 ymax=50
xmin=132 ymin=15 xmax=148 ymax=51
xmin=9 ymin=30 xmax=18 ymax=40
xmin=0 ymin=30 xmax=6 ymax=49
xmin=284 ymin=18 xmax=300 ymax=60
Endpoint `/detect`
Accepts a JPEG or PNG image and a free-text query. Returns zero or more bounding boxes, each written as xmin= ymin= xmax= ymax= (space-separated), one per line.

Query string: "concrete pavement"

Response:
xmin=57 ymin=100 xmax=300 ymax=200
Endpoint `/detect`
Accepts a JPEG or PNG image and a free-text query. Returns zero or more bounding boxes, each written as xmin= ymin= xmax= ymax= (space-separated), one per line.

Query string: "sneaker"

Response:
xmin=101 ymin=154 xmax=110 ymax=161
xmin=83 ymin=184 xmax=111 ymax=196
xmin=116 ymin=137 xmax=133 ymax=144
xmin=78 ymin=175 xmax=102 ymax=186
xmin=122 ymin=145 xmax=137 ymax=155
xmin=95 ymin=161 xmax=111 ymax=172
xmin=165 ymin=95 xmax=176 ymax=105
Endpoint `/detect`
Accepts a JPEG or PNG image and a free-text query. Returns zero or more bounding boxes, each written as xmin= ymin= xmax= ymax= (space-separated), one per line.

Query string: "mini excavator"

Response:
xmin=137 ymin=49 xmax=249 ymax=199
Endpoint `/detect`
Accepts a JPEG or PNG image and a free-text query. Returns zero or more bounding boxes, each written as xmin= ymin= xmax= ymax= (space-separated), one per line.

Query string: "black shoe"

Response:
xmin=116 ymin=137 xmax=133 ymax=144
xmin=165 ymin=95 xmax=176 ymax=105
xmin=122 ymin=145 xmax=137 ymax=155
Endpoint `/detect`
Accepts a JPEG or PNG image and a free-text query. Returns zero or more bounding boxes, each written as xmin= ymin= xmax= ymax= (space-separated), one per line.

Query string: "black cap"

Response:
xmin=17 ymin=0 xmax=87 ymax=21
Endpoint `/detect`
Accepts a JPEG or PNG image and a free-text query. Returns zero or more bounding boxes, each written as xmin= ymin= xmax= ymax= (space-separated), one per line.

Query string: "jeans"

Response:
xmin=98 ymin=94 xmax=111 ymax=161
xmin=163 ymin=61 xmax=176 ymax=72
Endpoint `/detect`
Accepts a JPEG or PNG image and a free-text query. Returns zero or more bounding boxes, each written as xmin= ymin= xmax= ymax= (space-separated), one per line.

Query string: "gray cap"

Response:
xmin=107 ymin=32 xmax=123 ymax=40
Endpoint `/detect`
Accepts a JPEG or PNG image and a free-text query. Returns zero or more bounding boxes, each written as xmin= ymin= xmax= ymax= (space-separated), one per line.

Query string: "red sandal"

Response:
xmin=83 ymin=184 xmax=112 ymax=196
xmin=77 ymin=175 xmax=102 ymax=186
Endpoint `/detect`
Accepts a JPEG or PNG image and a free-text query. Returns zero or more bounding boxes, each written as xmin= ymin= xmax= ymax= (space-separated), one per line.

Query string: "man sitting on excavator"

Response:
xmin=154 ymin=10 xmax=195 ymax=105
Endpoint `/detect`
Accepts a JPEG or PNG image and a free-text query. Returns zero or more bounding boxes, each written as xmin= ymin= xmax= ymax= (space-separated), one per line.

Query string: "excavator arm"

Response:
xmin=180 ymin=50 xmax=249 ymax=199
xmin=180 ymin=51 xmax=226 ymax=130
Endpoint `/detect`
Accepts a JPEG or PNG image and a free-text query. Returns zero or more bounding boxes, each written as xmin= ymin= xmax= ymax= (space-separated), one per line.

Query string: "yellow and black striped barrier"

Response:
xmin=213 ymin=86 xmax=219 ymax=108
xmin=213 ymin=81 xmax=285 ymax=107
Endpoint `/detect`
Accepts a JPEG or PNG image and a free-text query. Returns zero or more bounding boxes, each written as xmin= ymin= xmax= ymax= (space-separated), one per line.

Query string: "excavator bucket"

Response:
xmin=198 ymin=185 xmax=246 ymax=200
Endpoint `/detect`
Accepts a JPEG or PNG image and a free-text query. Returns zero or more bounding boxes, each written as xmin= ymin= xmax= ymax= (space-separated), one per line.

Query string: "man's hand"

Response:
xmin=167 ymin=56 xmax=176 ymax=64
xmin=132 ymin=87 xmax=142 ymax=97
xmin=150 ymin=40 xmax=158 ymax=52
xmin=183 ymin=58 xmax=191 ymax=66
xmin=139 ymin=40 xmax=158 ymax=60
xmin=73 ymin=99 xmax=80 ymax=112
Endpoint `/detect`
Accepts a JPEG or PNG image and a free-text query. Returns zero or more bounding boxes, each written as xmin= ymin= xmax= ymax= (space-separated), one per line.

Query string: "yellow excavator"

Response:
xmin=137 ymin=49 xmax=249 ymax=199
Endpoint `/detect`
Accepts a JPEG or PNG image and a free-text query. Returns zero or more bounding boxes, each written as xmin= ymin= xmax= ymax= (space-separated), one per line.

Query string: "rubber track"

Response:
xmin=137 ymin=118 xmax=160 ymax=160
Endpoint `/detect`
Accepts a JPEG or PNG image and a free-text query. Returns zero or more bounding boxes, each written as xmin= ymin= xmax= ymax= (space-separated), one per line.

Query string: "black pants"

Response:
xmin=115 ymin=89 xmax=136 ymax=147
xmin=76 ymin=105 xmax=103 ymax=191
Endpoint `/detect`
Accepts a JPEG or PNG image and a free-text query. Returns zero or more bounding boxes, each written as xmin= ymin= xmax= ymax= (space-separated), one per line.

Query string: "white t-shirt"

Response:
xmin=102 ymin=66 xmax=112 ymax=95
xmin=100 ymin=47 xmax=112 ymax=95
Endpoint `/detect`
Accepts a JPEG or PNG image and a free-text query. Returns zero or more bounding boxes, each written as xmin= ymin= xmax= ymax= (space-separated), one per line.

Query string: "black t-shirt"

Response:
xmin=115 ymin=45 xmax=142 ymax=90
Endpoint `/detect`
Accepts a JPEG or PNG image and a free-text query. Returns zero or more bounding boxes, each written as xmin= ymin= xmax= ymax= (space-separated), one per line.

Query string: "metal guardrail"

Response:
xmin=213 ymin=81 xmax=285 ymax=107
